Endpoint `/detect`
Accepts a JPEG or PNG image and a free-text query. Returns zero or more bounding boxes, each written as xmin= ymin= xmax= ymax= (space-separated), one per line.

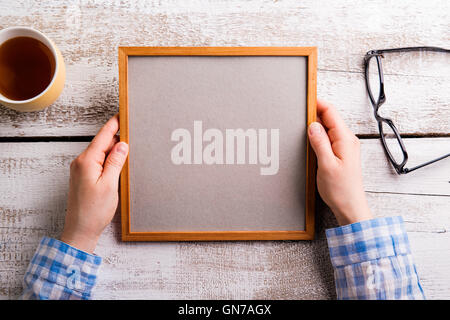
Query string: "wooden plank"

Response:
xmin=320 ymin=69 xmax=450 ymax=136
xmin=0 ymin=0 xmax=448 ymax=136
xmin=361 ymin=138 xmax=450 ymax=196
xmin=0 ymin=140 xmax=448 ymax=299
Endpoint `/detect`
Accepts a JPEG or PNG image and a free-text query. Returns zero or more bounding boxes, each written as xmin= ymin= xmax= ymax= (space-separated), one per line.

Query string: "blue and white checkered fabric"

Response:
xmin=20 ymin=237 xmax=102 ymax=300
xmin=326 ymin=216 xmax=425 ymax=300
xmin=20 ymin=216 xmax=424 ymax=300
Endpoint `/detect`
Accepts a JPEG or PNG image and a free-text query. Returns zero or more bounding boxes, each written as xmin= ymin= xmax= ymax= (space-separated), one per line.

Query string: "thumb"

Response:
xmin=101 ymin=142 xmax=129 ymax=185
xmin=308 ymin=122 xmax=335 ymax=166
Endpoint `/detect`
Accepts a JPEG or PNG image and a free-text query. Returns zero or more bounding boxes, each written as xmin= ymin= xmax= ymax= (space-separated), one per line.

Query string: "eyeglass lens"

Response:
xmin=367 ymin=57 xmax=381 ymax=105
xmin=380 ymin=121 xmax=405 ymax=165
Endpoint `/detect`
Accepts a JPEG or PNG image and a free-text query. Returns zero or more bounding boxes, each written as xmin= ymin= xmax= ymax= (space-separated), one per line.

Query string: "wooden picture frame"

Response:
xmin=119 ymin=47 xmax=317 ymax=241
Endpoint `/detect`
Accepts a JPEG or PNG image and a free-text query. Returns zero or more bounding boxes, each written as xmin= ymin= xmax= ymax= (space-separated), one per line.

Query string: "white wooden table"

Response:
xmin=0 ymin=0 xmax=449 ymax=299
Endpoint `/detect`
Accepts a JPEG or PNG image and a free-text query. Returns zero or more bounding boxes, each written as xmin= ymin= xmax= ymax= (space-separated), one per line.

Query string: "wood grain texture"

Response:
xmin=361 ymin=138 xmax=450 ymax=196
xmin=0 ymin=139 xmax=448 ymax=299
xmin=0 ymin=0 xmax=448 ymax=301
xmin=0 ymin=0 xmax=449 ymax=136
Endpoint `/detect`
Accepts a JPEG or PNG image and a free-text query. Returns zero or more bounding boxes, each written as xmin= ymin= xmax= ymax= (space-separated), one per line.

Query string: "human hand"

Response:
xmin=60 ymin=115 xmax=129 ymax=253
xmin=308 ymin=100 xmax=373 ymax=226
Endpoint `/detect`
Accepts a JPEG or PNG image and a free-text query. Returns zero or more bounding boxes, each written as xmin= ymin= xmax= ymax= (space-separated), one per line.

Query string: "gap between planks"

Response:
xmin=1 ymin=134 xmax=450 ymax=143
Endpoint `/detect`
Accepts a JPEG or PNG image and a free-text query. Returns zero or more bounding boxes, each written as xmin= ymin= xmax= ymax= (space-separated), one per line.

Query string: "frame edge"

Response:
xmin=119 ymin=47 xmax=131 ymax=241
xmin=120 ymin=46 xmax=317 ymax=241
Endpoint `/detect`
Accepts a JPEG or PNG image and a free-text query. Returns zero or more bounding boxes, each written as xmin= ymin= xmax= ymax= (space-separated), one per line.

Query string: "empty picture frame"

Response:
xmin=119 ymin=47 xmax=317 ymax=241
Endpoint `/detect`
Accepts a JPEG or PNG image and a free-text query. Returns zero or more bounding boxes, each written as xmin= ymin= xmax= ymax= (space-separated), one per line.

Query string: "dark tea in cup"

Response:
xmin=0 ymin=36 xmax=56 ymax=101
xmin=0 ymin=27 xmax=65 ymax=112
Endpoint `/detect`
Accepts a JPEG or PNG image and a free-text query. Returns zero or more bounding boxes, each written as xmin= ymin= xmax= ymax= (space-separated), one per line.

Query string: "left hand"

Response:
xmin=60 ymin=114 xmax=129 ymax=253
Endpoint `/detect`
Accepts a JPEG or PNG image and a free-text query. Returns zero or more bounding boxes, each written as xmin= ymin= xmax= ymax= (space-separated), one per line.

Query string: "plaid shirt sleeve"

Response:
xmin=19 ymin=237 xmax=102 ymax=300
xmin=326 ymin=216 xmax=425 ymax=300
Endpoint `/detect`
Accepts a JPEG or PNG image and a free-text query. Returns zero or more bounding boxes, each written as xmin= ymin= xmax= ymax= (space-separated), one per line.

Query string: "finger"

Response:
xmin=308 ymin=122 xmax=336 ymax=167
xmin=100 ymin=142 xmax=129 ymax=186
xmin=317 ymin=100 xmax=352 ymax=142
xmin=76 ymin=134 xmax=120 ymax=177
xmin=106 ymin=135 xmax=120 ymax=155
xmin=86 ymin=114 xmax=120 ymax=159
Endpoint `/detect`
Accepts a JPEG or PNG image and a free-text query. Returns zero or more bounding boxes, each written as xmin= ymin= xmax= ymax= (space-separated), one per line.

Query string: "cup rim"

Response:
xmin=0 ymin=26 xmax=60 ymax=104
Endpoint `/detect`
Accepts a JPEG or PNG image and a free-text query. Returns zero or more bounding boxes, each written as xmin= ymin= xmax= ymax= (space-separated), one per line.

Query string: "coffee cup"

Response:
xmin=0 ymin=27 xmax=65 ymax=112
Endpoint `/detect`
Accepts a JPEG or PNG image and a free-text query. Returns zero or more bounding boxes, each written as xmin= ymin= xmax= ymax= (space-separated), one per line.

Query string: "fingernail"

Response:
xmin=309 ymin=122 xmax=321 ymax=136
xmin=117 ymin=142 xmax=128 ymax=155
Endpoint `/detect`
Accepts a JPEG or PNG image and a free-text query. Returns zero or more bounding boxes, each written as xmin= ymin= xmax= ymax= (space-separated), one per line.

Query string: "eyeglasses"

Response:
xmin=364 ymin=46 xmax=450 ymax=174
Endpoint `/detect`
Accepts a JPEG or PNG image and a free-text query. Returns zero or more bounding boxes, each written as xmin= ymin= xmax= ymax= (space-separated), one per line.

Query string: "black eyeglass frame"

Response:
xmin=363 ymin=46 xmax=450 ymax=174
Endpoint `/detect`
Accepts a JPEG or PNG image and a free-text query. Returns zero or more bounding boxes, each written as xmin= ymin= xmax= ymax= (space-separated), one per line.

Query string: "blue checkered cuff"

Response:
xmin=326 ymin=216 xmax=411 ymax=268
xmin=21 ymin=237 xmax=102 ymax=300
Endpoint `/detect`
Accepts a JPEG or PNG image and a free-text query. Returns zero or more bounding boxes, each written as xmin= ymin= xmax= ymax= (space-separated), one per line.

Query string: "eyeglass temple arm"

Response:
xmin=367 ymin=46 xmax=450 ymax=56
xmin=404 ymin=153 xmax=450 ymax=173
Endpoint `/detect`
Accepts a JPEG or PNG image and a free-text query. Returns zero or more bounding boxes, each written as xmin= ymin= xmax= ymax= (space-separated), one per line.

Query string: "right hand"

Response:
xmin=307 ymin=100 xmax=373 ymax=226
